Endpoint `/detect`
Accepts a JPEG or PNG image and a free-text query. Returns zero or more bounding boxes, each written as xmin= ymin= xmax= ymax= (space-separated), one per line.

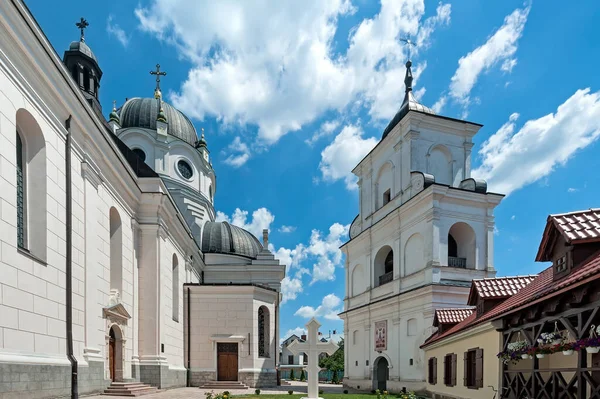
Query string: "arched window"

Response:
xmin=172 ymin=254 xmax=179 ymax=322
xmin=353 ymin=330 xmax=359 ymax=345
xmin=209 ymin=185 xmax=213 ymax=202
xmin=109 ymin=207 xmax=123 ymax=295
xmin=258 ymin=306 xmax=270 ymax=358
xmin=15 ymin=109 xmax=47 ymax=260
xmin=374 ymin=246 xmax=393 ymax=286
xmin=407 ymin=318 xmax=417 ymax=336
xmin=448 ymin=222 xmax=476 ymax=269
xmin=83 ymin=68 xmax=90 ymax=92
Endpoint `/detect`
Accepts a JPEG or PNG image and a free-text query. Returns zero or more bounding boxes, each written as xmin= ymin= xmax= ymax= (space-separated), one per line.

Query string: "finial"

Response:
xmin=196 ymin=127 xmax=207 ymax=148
xmin=400 ymin=35 xmax=416 ymax=94
xmin=109 ymin=99 xmax=120 ymax=124
xmin=263 ymin=229 xmax=269 ymax=248
xmin=157 ymin=106 xmax=167 ymax=123
xmin=150 ymin=64 xmax=167 ymax=98
xmin=76 ymin=17 xmax=89 ymax=42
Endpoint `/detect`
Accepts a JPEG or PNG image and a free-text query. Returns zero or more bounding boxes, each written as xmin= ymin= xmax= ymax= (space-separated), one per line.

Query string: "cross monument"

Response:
xmin=287 ymin=318 xmax=338 ymax=399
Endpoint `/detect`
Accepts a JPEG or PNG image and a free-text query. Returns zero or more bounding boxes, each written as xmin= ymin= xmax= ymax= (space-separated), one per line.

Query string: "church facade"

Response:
xmin=0 ymin=1 xmax=284 ymax=397
xmin=340 ymin=60 xmax=504 ymax=392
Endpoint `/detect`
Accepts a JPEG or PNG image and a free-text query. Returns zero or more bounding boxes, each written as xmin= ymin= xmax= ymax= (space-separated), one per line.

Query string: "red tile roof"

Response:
xmin=433 ymin=308 xmax=474 ymax=326
xmin=422 ymin=251 xmax=600 ymax=348
xmin=537 ymin=209 xmax=600 ymax=261
xmin=467 ymin=275 xmax=537 ymax=305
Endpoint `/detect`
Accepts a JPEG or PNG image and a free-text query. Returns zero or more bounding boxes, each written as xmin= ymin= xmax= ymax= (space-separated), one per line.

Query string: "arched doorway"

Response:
xmin=109 ymin=325 xmax=123 ymax=382
xmin=373 ymin=356 xmax=389 ymax=391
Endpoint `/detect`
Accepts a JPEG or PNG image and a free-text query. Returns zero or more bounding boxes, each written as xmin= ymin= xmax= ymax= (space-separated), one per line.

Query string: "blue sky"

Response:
xmin=27 ymin=0 xmax=600 ymax=342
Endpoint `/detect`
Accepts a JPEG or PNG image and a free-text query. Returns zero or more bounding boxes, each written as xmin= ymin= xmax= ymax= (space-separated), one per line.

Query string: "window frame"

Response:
xmin=16 ymin=131 xmax=27 ymax=250
xmin=444 ymin=353 xmax=457 ymax=387
xmin=464 ymin=348 xmax=483 ymax=389
xmin=428 ymin=357 xmax=437 ymax=385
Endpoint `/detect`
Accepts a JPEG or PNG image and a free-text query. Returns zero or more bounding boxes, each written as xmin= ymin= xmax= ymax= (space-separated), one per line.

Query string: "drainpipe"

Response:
xmin=65 ymin=115 xmax=78 ymax=398
xmin=275 ymin=293 xmax=280 ymax=386
xmin=187 ymin=286 xmax=191 ymax=387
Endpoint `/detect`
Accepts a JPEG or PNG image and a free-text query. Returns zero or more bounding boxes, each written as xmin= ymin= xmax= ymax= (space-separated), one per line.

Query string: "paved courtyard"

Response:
xmin=89 ymin=381 xmax=344 ymax=398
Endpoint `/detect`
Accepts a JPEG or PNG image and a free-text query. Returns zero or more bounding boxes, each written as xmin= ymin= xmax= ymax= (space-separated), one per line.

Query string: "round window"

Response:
xmin=133 ymin=148 xmax=146 ymax=162
xmin=177 ymin=159 xmax=193 ymax=179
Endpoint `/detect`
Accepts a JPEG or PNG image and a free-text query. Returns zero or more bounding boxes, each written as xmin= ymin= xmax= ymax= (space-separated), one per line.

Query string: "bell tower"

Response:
xmin=63 ymin=17 xmax=103 ymax=119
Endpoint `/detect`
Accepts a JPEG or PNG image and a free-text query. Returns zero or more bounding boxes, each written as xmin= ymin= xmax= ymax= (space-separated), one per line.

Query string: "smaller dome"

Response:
xmin=69 ymin=41 xmax=97 ymax=63
xmin=202 ymin=221 xmax=263 ymax=258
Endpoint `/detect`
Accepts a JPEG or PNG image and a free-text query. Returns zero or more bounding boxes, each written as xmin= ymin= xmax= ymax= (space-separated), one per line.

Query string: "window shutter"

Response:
xmin=463 ymin=351 xmax=468 ymax=386
xmin=443 ymin=355 xmax=448 ymax=385
xmin=451 ymin=353 xmax=457 ymax=387
xmin=475 ymin=348 xmax=484 ymax=388
xmin=433 ymin=357 xmax=437 ymax=385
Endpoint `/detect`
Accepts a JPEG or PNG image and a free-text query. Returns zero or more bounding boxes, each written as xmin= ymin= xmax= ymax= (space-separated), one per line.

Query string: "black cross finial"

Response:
xmin=150 ymin=64 xmax=167 ymax=98
xmin=76 ymin=17 xmax=89 ymax=42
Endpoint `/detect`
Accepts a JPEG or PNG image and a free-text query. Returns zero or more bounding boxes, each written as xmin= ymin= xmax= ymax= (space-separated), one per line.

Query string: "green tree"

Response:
xmin=290 ymin=369 xmax=295 ymax=381
xmin=319 ymin=338 xmax=344 ymax=382
xmin=300 ymin=369 xmax=306 ymax=381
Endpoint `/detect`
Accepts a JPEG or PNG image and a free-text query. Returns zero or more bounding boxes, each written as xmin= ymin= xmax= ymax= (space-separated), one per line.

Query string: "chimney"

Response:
xmin=262 ymin=229 xmax=269 ymax=248
xmin=301 ymin=334 xmax=307 ymax=341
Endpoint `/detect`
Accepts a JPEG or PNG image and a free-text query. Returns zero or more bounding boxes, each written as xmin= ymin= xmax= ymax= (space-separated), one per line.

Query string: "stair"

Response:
xmin=280 ymin=380 xmax=292 ymax=386
xmin=103 ymin=381 xmax=158 ymax=397
xmin=200 ymin=381 xmax=250 ymax=390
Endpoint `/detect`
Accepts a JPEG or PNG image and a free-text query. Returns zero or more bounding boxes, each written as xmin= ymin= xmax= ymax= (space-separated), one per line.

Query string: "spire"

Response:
xmin=109 ymin=100 xmax=120 ymax=124
xmin=75 ymin=17 xmax=89 ymax=42
xmin=196 ymin=127 xmax=207 ymax=148
xmin=404 ymin=60 xmax=413 ymax=93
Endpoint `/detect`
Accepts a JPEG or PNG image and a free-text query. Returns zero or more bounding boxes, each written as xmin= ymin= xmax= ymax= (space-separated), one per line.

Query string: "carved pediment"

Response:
xmin=103 ymin=303 xmax=131 ymax=323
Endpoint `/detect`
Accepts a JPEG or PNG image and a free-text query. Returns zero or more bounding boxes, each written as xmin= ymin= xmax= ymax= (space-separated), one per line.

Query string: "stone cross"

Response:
xmin=287 ymin=318 xmax=338 ymax=399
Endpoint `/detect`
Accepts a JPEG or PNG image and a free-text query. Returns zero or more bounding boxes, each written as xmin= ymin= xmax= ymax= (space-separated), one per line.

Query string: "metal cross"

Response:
xmin=150 ymin=64 xmax=167 ymax=92
xmin=400 ymin=35 xmax=417 ymax=60
xmin=75 ymin=17 xmax=89 ymax=42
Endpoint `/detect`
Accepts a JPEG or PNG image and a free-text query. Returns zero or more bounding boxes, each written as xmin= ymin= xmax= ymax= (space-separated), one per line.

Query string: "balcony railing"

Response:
xmin=448 ymin=256 xmax=467 ymax=268
xmin=378 ymin=271 xmax=393 ymax=286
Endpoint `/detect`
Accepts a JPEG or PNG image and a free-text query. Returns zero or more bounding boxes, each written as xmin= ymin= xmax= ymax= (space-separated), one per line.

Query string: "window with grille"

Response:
xmin=258 ymin=306 xmax=270 ymax=357
xmin=555 ymin=255 xmax=567 ymax=273
xmin=16 ymin=132 xmax=25 ymax=249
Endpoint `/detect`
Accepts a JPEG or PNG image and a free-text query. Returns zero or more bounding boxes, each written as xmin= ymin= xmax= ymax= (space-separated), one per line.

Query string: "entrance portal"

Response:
xmin=373 ymin=356 xmax=389 ymax=391
xmin=108 ymin=325 xmax=123 ymax=381
xmin=217 ymin=343 xmax=239 ymax=381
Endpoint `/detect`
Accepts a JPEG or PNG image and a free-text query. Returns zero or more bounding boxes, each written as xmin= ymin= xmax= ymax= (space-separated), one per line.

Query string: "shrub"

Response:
xmin=332 ymin=369 xmax=339 ymax=384
xmin=319 ymin=390 xmax=324 ymax=395
xmin=255 ymin=389 xmax=261 ymax=395
xmin=223 ymin=392 xmax=230 ymax=397
xmin=300 ymin=369 xmax=306 ymax=382
xmin=343 ymin=390 xmax=349 ymax=394
xmin=371 ymin=390 xmax=376 ymax=394
xmin=288 ymin=391 xmax=294 ymax=395
xmin=290 ymin=369 xmax=295 ymax=381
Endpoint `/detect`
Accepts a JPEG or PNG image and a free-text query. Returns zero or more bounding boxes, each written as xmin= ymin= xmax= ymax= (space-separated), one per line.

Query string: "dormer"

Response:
xmin=432 ymin=308 xmax=474 ymax=335
xmin=536 ymin=209 xmax=600 ymax=281
xmin=467 ymin=276 xmax=536 ymax=318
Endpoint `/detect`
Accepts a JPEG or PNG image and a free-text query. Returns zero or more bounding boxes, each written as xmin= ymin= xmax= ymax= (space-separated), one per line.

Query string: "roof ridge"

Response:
xmin=474 ymin=274 xmax=538 ymax=281
xmin=549 ymin=208 xmax=600 ymax=217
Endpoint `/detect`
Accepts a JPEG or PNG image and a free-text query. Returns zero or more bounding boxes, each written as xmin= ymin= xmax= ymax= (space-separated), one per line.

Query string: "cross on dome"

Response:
xmin=150 ymin=64 xmax=167 ymax=99
xmin=75 ymin=17 xmax=89 ymax=42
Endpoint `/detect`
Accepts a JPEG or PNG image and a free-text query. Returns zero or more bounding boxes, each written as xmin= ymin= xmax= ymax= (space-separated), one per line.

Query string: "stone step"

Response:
xmin=103 ymin=381 xmax=158 ymax=397
xmin=201 ymin=381 xmax=249 ymax=390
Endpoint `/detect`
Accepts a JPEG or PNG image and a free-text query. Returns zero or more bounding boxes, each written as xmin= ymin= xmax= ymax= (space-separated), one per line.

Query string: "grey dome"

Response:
xmin=202 ymin=221 xmax=263 ymax=259
xmin=381 ymin=91 xmax=436 ymax=140
xmin=69 ymin=41 xmax=97 ymax=63
xmin=118 ymin=97 xmax=198 ymax=146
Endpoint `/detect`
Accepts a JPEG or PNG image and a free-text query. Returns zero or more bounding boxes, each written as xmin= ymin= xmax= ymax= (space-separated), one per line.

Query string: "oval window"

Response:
xmin=177 ymin=159 xmax=193 ymax=179
xmin=133 ymin=148 xmax=146 ymax=162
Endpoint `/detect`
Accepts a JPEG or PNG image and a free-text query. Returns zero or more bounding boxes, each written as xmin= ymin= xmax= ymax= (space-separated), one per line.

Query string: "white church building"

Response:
xmin=340 ymin=60 xmax=504 ymax=392
xmin=0 ymin=1 xmax=284 ymax=397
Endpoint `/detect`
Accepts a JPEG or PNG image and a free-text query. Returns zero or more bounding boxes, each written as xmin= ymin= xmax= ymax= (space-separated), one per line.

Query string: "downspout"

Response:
xmin=65 ymin=115 xmax=78 ymax=398
xmin=275 ymin=293 xmax=280 ymax=386
xmin=186 ymin=286 xmax=191 ymax=387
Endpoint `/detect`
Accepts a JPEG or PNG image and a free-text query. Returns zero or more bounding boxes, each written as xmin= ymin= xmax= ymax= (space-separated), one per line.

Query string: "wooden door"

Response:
xmin=217 ymin=343 xmax=238 ymax=381
xmin=109 ymin=335 xmax=115 ymax=381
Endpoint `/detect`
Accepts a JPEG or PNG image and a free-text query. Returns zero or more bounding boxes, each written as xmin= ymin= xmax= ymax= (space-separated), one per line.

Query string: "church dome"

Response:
xmin=202 ymin=221 xmax=263 ymax=258
xmin=68 ymin=40 xmax=97 ymax=63
xmin=118 ymin=97 xmax=198 ymax=146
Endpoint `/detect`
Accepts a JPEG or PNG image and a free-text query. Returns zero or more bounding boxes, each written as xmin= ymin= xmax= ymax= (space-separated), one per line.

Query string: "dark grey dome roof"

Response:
xmin=118 ymin=97 xmax=198 ymax=146
xmin=69 ymin=41 xmax=97 ymax=63
xmin=202 ymin=221 xmax=263 ymax=258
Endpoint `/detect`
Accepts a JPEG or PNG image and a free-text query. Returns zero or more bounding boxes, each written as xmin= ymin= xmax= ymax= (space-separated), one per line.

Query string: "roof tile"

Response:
xmin=434 ymin=308 xmax=474 ymax=325
xmin=553 ymin=209 xmax=600 ymax=243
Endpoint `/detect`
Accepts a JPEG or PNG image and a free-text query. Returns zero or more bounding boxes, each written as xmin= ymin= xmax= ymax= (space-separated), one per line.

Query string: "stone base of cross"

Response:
xmin=287 ymin=318 xmax=338 ymax=399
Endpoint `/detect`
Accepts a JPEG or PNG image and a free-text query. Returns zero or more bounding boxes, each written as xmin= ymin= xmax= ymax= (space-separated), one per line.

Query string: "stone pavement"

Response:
xmin=88 ymin=380 xmax=344 ymax=398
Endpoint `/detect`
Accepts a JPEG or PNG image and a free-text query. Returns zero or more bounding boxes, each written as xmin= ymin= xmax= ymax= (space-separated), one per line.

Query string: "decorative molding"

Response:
xmin=103 ymin=303 xmax=131 ymax=323
xmin=81 ymin=160 xmax=103 ymax=189
xmin=209 ymin=334 xmax=247 ymax=343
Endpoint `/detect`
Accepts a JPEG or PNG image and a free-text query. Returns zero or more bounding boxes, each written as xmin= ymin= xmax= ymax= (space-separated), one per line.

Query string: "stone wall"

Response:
xmin=0 ymin=361 xmax=109 ymax=399
xmin=239 ymin=370 xmax=277 ymax=388
xmin=189 ymin=370 xmax=216 ymax=387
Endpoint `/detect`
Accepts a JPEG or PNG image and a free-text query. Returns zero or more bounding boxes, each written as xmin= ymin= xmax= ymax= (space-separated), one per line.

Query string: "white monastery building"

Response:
xmin=340 ymin=59 xmax=504 ymax=392
xmin=0 ymin=1 xmax=284 ymax=397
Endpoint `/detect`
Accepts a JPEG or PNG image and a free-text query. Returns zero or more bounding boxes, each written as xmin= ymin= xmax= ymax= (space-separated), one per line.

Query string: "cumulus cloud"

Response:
xmin=435 ymin=4 xmax=530 ymax=115
xmin=135 ymin=0 xmax=451 ymax=164
xmin=319 ymin=124 xmax=378 ymax=190
xmin=472 ymin=89 xmax=600 ymax=196
xmin=216 ymin=207 xmax=275 ymax=240
xmin=106 ymin=15 xmax=130 ymax=47
xmin=306 ymin=119 xmax=341 ymax=146
xmin=280 ymin=327 xmax=307 ymax=345
xmin=222 ymin=137 xmax=251 ymax=167
xmin=294 ymin=294 xmax=343 ymax=321
xmin=279 ymin=225 xmax=297 ymax=233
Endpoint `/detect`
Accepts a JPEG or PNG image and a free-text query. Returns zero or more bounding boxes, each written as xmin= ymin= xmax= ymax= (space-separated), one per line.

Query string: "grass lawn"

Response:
xmin=235 ymin=395 xmax=426 ymax=399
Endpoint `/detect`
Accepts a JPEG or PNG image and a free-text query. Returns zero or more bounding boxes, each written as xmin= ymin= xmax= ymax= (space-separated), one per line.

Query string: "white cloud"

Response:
xmin=306 ymin=119 xmax=341 ymax=146
xmin=106 ymin=15 xmax=130 ymax=47
xmin=431 ymin=95 xmax=447 ymax=113
xmin=281 ymin=327 xmax=307 ymax=344
xmin=446 ymin=5 xmax=530 ymax=113
xmin=472 ymin=89 xmax=600 ymax=196
xmin=216 ymin=207 xmax=275 ymax=240
xmin=135 ymin=0 xmax=450 ymax=158
xmin=319 ymin=124 xmax=378 ymax=190
xmin=567 ymin=187 xmax=578 ymax=193
xmin=307 ymin=223 xmax=349 ymax=284
xmin=223 ymin=136 xmax=251 ymax=167
xmin=511 ymin=215 xmax=516 ymax=221
xmin=294 ymin=293 xmax=343 ymax=321
xmin=279 ymin=225 xmax=297 ymax=233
